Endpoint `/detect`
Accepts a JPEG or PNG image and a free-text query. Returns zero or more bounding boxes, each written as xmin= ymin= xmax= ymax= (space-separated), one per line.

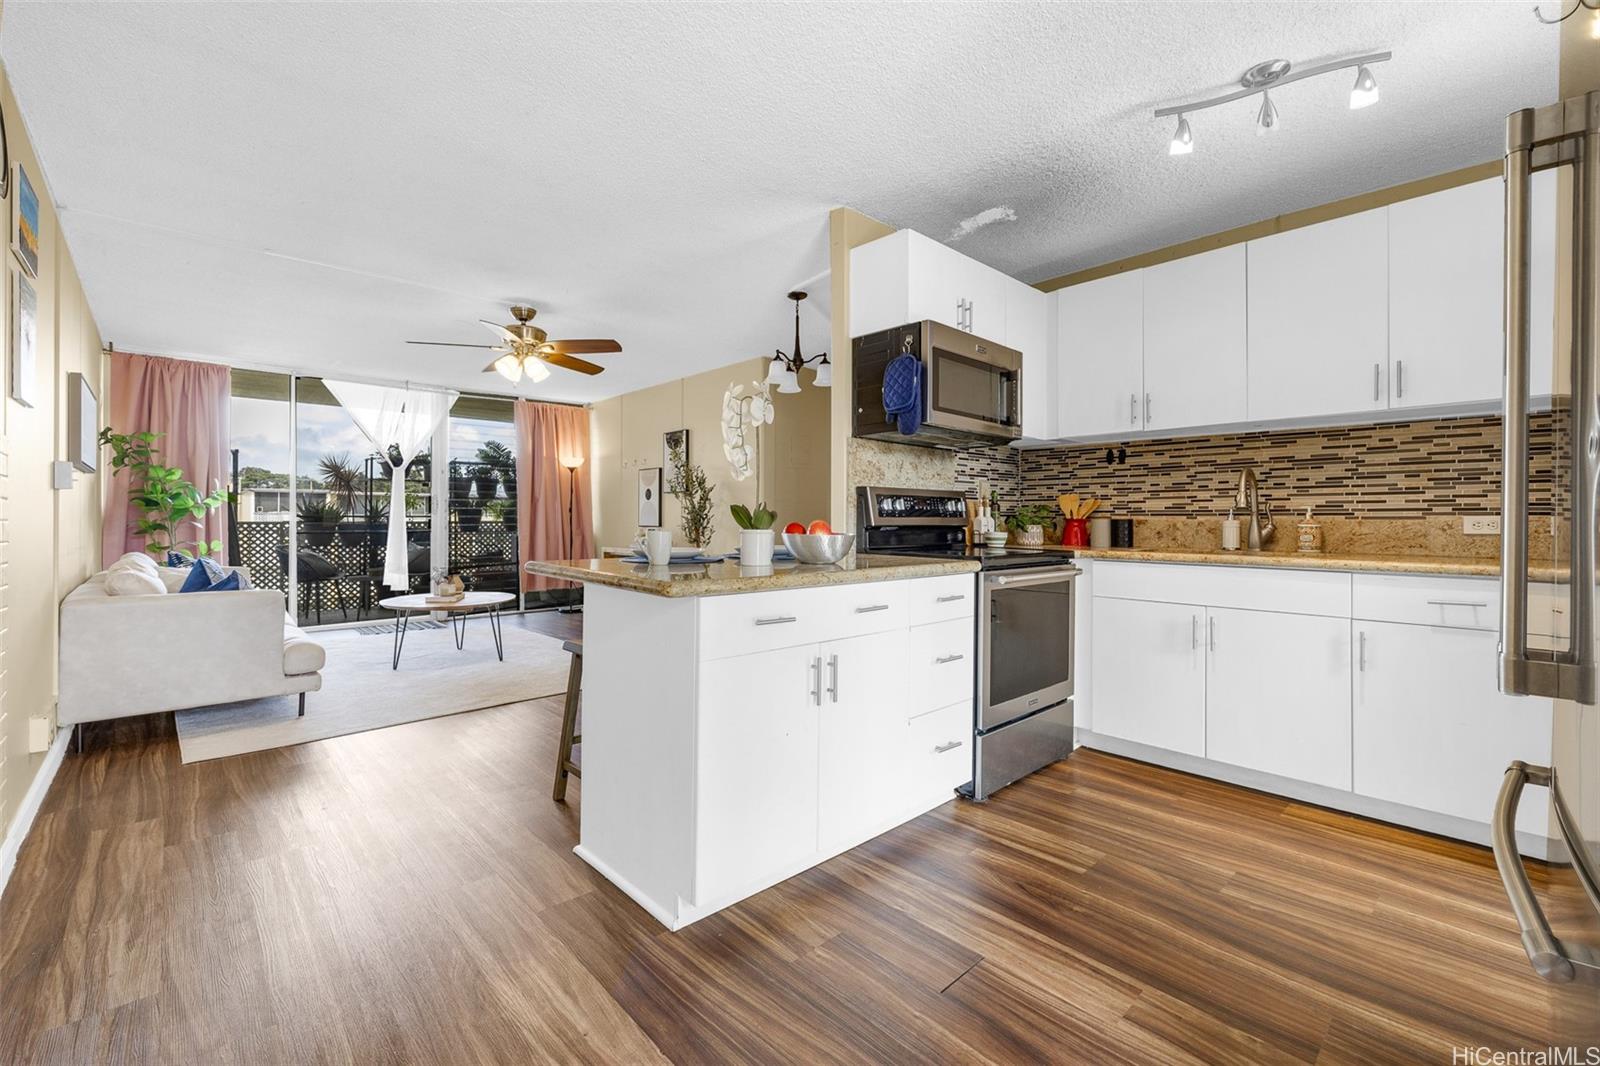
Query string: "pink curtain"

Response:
xmin=100 ymin=352 xmax=232 ymax=567
xmin=514 ymin=400 xmax=593 ymax=593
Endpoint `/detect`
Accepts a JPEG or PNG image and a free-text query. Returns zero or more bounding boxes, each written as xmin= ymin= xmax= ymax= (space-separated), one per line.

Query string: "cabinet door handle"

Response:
xmin=827 ymin=653 xmax=839 ymax=703
xmin=1373 ymin=363 xmax=1381 ymax=402
xmin=1208 ymin=616 xmax=1216 ymax=652
xmin=934 ymin=740 xmax=965 ymax=754
xmin=810 ymin=655 xmax=821 ymax=705
xmin=1130 ymin=393 xmax=1138 ymax=425
xmin=936 ymin=593 xmax=966 ymax=603
xmin=1427 ymin=600 xmax=1490 ymax=609
xmin=1144 ymin=392 xmax=1151 ymax=423
xmin=755 ymin=615 xmax=797 ymax=626
xmin=1396 ymin=359 xmax=1404 ymax=399
xmin=935 ymin=653 xmax=965 ymax=664
xmin=855 ymin=603 xmax=890 ymax=614
xmin=1359 ymin=630 xmax=1366 ymax=672
xmin=1191 ymin=615 xmax=1199 ymax=650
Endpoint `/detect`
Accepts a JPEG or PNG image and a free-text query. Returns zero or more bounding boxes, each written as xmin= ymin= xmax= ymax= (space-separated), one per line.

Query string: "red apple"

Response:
xmin=784 ymin=521 xmax=806 ymax=535
xmin=807 ymin=520 xmax=833 ymax=536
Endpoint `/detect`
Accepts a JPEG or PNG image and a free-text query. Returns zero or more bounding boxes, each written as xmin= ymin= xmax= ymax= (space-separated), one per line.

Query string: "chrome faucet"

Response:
xmin=1234 ymin=468 xmax=1275 ymax=550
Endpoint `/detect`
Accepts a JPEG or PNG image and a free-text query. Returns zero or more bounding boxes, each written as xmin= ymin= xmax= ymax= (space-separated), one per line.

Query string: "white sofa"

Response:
xmin=58 ymin=560 xmax=325 ymax=735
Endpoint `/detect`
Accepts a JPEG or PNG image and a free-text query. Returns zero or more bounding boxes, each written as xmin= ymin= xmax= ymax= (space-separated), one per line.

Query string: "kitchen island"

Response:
xmin=524 ymin=554 xmax=981 ymax=930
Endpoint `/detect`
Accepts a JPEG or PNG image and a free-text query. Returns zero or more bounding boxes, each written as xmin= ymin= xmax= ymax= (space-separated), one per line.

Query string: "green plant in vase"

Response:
xmin=730 ymin=501 xmax=777 ymax=566
xmin=99 ymin=428 xmax=234 ymax=558
xmin=666 ymin=440 xmax=715 ymax=548
xmin=1004 ymin=503 xmax=1058 ymax=545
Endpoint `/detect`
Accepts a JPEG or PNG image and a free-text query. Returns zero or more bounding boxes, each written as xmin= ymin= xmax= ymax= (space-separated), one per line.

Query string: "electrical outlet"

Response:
xmin=1463 ymin=515 xmax=1501 ymax=535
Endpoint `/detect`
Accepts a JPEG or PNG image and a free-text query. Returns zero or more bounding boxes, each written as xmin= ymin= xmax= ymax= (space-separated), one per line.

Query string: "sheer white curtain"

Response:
xmin=324 ymin=380 xmax=458 ymax=590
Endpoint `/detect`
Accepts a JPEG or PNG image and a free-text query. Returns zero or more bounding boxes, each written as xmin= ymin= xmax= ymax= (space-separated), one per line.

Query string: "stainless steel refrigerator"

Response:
xmin=1497 ymin=92 xmax=1600 ymax=1009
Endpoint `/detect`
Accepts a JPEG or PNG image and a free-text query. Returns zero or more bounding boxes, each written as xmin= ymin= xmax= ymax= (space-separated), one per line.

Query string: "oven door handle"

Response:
xmin=986 ymin=567 xmax=1080 ymax=590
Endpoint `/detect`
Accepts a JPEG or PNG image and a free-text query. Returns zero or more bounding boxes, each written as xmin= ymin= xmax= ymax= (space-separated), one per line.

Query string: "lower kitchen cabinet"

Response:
xmin=1205 ymin=607 xmax=1352 ymax=790
xmin=1091 ymin=596 xmax=1205 ymax=756
xmin=697 ymin=644 xmax=821 ymax=904
xmin=819 ymin=628 xmax=911 ymax=852
xmin=1353 ymin=622 xmax=1551 ymax=836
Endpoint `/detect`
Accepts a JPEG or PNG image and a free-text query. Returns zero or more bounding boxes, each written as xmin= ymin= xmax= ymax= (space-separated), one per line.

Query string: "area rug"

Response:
xmin=174 ymin=619 xmax=573 ymax=763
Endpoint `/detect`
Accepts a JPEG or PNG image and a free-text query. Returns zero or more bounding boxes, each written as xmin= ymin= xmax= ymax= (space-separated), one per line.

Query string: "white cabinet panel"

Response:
xmin=1006 ymin=278 xmax=1053 ymax=438
xmin=907 ymin=572 xmax=977 ymax=626
xmin=819 ymin=628 xmax=911 ymax=852
xmin=906 ymin=701 xmax=972 ymax=805
xmin=909 ymin=617 xmax=975 ymax=718
xmin=1353 ymin=622 xmax=1551 ymax=835
xmin=696 ymin=644 xmax=820 ymax=903
xmin=1142 ymin=244 xmax=1247 ymax=432
xmin=1091 ymin=596 xmax=1205 ymax=755
xmin=1247 ymin=208 xmax=1389 ymax=422
xmin=905 ymin=231 xmax=975 ymax=332
xmin=1205 ymin=607 xmax=1351 ymax=790
xmin=849 ymin=230 xmax=912 ymax=337
xmin=1056 ymin=271 xmax=1145 ymax=438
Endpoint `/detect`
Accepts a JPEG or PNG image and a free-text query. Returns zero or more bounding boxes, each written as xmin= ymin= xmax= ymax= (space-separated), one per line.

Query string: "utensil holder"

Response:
xmin=1061 ymin=518 xmax=1089 ymax=547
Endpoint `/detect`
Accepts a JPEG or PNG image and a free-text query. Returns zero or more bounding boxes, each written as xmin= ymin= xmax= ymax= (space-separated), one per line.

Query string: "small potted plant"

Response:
xmin=730 ymin=502 xmax=777 ymax=566
xmin=1004 ymin=503 xmax=1056 ymax=547
xmin=296 ymin=497 xmax=345 ymax=548
xmin=471 ymin=463 xmax=499 ymax=506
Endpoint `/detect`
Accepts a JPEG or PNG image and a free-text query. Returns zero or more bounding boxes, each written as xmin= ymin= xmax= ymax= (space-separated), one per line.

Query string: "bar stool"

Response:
xmin=553 ymin=639 xmax=582 ymax=802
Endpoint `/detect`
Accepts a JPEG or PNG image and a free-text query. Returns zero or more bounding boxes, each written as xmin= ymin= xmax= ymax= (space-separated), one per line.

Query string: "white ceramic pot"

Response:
xmin=1016 ymin=525 xmax=1045 ymax=547
xmin=740 ymin=528 xmax=775 ymax=567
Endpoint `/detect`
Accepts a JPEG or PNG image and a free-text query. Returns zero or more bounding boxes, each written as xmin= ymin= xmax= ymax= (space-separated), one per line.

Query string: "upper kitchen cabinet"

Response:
xmin=1389 ymin=172 xmax=1556 ymax=408
xmin=1055 ymin=270 xmax=1145 ymax=438
xmin=1005 ymin=278 xmax=1052 ymax=439
xmin=850 ymin=229 xmax=1006 ymax=338
xmin=1141 ymin=244 xmax=1247 ymax=433
xmin=1247 ymin=207 xmax=1390 ymax=422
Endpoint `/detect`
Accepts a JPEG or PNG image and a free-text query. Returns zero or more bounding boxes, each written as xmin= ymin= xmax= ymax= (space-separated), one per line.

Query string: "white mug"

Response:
xmin=646 ymin=528 xmax=673 ymax=565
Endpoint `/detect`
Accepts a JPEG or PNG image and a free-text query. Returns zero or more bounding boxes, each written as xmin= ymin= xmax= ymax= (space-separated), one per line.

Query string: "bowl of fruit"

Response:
xmin=781 ymin=520 xmax=855 ymax=565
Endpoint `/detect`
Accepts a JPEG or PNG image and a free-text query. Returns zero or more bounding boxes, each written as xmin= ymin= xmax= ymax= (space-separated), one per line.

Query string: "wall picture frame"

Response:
xmin=12 ymin=163 xmax=37 ymax=279
xmin=10 ymin=271 xmax=36 ymax=408
xmin=67 ymin=371 xmax=98 ymax=472
xmin=663 ymin=428 xmax=688 ymax=487
xmin=638 ymin=466 xmax=662 ymax=528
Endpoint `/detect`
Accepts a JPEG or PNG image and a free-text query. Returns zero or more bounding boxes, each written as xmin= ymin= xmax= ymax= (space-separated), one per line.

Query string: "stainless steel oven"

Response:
xmin=973 ymin=564 xmax=1078 ymax=800
xmin=852 ymin=320 xmax=1022 ymax=447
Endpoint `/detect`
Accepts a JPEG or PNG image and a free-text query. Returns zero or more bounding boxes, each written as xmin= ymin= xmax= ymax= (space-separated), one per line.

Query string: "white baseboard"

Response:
xmin=0 ymin=725 xmax=71 ymax=899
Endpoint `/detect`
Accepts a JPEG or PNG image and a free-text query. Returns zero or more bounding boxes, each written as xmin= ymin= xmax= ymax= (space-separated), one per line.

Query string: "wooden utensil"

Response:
xmin=1059 ymin=493 xmax=1079 ymax=520
xmin=1079 ymin=498 xmax=1101 ymax=519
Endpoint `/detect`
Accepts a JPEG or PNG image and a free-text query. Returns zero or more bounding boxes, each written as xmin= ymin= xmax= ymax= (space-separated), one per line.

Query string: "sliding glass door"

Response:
xmin=447 ymin=395 xmax=520 ymax=600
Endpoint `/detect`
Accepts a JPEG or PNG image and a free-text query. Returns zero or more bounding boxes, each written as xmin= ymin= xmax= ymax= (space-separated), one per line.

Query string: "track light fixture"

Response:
xmin=1155 ymin=51 xmax=1390 ymax=156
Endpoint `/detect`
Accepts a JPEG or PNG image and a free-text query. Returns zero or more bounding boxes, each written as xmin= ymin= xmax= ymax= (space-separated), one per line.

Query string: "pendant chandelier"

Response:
xmin=765 ymin=291 xmax=830 ymax=394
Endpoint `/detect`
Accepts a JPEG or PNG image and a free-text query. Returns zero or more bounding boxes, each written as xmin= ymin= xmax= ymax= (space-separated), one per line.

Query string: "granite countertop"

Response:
xmin=524 ymin=553 xmax=979 ymax=598
xmin=1070 ymin=546 xmax=1567 ymax=580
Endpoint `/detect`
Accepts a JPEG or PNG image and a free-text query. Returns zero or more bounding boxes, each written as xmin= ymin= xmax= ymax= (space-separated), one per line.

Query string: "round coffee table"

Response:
xmin=378 ymin=591 xmax=515 ymax=670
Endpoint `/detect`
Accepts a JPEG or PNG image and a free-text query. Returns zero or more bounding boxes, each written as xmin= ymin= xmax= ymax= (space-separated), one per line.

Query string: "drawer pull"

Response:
xmin=855 ymin=603 xmax=890 ymax=614
xmin=1426 ymin=600 xmax=1489 ymax=609
xmin=754 ymin=615 xmax=797 ymax=626
xmin=935 ymin=653 xmax=965 ymax=664
xmin=936 ymin=594 xmax=967 ymax=603
xmin=933 ymin=740 xmax=965 ymax=754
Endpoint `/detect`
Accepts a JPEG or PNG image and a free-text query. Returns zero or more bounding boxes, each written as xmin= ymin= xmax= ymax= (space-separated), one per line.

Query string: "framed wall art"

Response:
xmin=638 ymin=466 xmax=662 ymax=528
xmin=67 ymin=371 xmax=98 ymax=472
xmin=12 ymin=163 xmax=37 ymax=279
xmin=10 ymin=271 xmax=36 ymax=408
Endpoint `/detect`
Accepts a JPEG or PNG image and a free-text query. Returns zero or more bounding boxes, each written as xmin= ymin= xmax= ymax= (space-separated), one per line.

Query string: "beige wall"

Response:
xmin=0 ymin=60 xmax=105 ymax=840
xmin=591 ymin=357 xmax=829 ymax=555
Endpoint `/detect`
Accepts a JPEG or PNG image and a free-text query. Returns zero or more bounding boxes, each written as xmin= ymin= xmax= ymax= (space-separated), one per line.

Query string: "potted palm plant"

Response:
xmin=296 ymin=497 xmax=345 ymax=548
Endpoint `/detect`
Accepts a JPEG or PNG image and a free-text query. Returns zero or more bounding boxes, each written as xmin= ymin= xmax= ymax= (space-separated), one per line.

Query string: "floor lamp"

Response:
xmin=558 ymin=455 xmax=585 ymax=613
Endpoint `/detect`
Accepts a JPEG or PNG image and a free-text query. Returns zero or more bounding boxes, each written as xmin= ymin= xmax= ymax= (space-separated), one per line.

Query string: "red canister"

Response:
xmin=1061 ymin=518 xmax=1089 ymax=547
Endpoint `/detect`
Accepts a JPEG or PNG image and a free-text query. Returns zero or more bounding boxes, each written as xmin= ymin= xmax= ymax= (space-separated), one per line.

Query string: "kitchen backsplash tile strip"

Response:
xmin=1019 ymin=414 xmax=1556 ymax=520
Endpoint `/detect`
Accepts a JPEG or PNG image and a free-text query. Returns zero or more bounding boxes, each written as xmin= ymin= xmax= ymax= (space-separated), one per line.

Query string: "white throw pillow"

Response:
xmin=110 ymin=551 xmax=158 ymax=574
xmin=156 ymin=566 xmax=192 ymax=593
xmin=104 ymin=567 xmax=166 ymax=596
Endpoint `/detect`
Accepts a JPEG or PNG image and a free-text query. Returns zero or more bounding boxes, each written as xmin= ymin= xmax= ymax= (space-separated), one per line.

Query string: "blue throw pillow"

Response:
xmin=177 ymin=558 xmax=230 ymax=593
xmin=166 ymin=550 xmax=193 ymax=568
xmin=198 ymin=571 xmax=242 ymax=593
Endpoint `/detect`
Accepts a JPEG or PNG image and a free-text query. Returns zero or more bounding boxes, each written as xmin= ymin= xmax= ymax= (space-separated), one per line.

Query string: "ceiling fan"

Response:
xmin=407 ymin=306 xmax=621 ymax=384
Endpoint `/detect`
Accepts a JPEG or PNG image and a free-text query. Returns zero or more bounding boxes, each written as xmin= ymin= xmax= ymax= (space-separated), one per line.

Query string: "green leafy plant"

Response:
xmin=666 ymin=440 xmax=715 ymax=548
xmin=295 ymin=497 xmax=346 ymax=525
xmin=99 ymin=428 xmax=234 ymax=558
xmin=1004 ymin=503 xmax=1058 ymax=534
xmin=317 ymin=452 xmax=364 ymax=511
xmin=729 ymin=502 xmax=776 ymax=530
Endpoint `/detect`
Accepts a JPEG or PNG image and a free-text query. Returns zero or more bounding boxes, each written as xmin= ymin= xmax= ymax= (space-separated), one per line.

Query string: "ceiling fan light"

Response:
xmin=523 ymin=358 xmax=552 ymax=384
xmin=493 ymin=353 xmax=523 ymax=383
xmin=1169 ymin=114 xmax=1193 ymax=156
xmin=1255 ymin=90 xmax=1280 ymax=136
xmin=1349 ymin=65 xmax=1379 ymax=110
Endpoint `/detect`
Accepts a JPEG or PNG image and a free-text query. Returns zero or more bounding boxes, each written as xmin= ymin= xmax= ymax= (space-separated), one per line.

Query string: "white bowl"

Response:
xmin=781 ymin=531 xmax=855 ymax=565
xmin=984 ymin=532 xmax=1009 ymax=548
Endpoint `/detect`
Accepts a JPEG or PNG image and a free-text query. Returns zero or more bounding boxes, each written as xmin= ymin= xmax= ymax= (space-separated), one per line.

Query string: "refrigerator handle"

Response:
xmin=1491 ymin=761 xmax=1600 ymax=983
xmin=1501 ymin=95 xmax=1600 ymax=702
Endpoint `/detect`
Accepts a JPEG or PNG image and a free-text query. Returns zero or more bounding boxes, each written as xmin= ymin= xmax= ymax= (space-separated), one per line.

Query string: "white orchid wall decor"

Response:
xmin=721 ymin=381 xmax=775 ymax=484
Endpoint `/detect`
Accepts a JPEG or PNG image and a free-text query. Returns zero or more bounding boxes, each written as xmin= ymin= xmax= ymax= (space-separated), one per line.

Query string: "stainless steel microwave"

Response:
xmin=852 ymin=320 xmax=1022 ymax=447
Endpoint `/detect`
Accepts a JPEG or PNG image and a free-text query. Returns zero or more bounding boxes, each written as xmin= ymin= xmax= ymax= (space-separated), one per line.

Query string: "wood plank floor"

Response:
xmin=3 ymin=649 xmax=1597 ymax=1062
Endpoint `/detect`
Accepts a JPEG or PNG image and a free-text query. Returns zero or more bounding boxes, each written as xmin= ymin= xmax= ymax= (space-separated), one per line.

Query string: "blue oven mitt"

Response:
xmin=882 ymin=352 xmax=924 ymax=435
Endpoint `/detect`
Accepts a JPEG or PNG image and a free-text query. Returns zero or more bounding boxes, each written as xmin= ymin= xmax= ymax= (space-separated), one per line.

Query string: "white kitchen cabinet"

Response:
xmin=1141 ymin=244 xmax=1247 ymax=432
xmin=1353 ymin=622 xmax=1552 ymax=835
xmin=1389 ymin=173 xmax=1557 ymax=408
xmin=819 ymin=628 xmax=911 ymax=852
xmin=1006 ymin=277 xmax=1053 ymax=438
xmin=696 ymin=644 xmax=821 ymax=904
xmin=1247 ymin=207 xmax=1390 ymax=422
xmin=850 ymin=229 xmax=1009 ymax=339
xmin=1205 ymin=607 xmax=1352 ymax=790
xmin=1055 ymin=270 xmax=1145 ymax=438
xmin=1091 ymin=595 xmax=1205 ymax=756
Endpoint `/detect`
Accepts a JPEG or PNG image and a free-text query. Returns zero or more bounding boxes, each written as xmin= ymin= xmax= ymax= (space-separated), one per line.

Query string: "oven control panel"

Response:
xmin=861 ymin=487 xmax=967 ymax=526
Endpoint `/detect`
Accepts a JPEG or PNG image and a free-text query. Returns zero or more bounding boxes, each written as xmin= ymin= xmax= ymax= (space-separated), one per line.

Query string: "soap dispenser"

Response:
xmin=1221 ymin=509 xmax=1241 ymax=551
xmin=1296 ymin=507 xmax=1324 ymax=554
